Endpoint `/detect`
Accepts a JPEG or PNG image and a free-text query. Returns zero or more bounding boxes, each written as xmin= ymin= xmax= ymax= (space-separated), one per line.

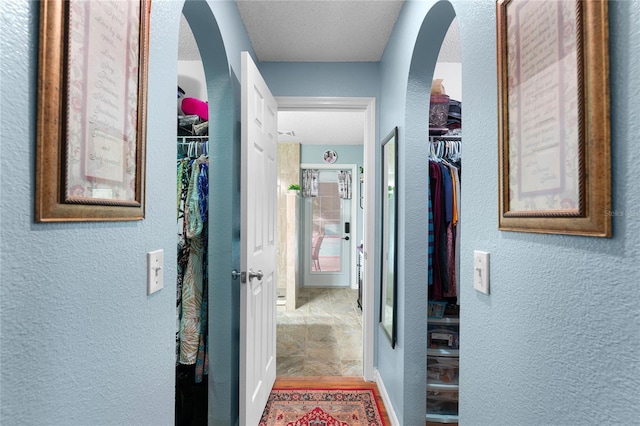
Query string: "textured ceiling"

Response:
xmin=177 ymin=3 xmax=405 ymax=63
xmin=235 ymin=0 xmax=404 ymax=62
xmin=236 ymin=0 xmax=403 ymax=62
xmin=178 ymin=6 xmax=461 ymax=62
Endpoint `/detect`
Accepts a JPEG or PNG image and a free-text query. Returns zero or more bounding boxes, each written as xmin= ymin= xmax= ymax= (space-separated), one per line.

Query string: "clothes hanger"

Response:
xmin=429 ymin=140 xmax=439 ymax=162
xmin=441 ymin=143 xmax=453 ymax=167
xmin=451 ymin=141 xmax=461 ymax=162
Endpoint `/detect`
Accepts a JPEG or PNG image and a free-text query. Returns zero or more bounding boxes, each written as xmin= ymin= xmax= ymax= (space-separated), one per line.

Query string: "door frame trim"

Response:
xmin=276 ymin=96 xmax=375 ymax=381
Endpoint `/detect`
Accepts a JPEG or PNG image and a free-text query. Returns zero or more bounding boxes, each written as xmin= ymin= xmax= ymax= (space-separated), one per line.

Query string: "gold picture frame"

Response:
xmin=36 ymin=0 xmax=150 ymax=222
xmin=497 ymin=0 xmax=611 ymax=237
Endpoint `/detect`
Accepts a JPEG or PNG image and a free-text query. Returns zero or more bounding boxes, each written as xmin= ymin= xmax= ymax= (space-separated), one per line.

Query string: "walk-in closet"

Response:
xmin=426 ymin=17 xmax=462 ymax=426
xmin=175 ymin=15 xmax=209 ymax=426
xmin=426 ymin=131 xmax=461 ymax=424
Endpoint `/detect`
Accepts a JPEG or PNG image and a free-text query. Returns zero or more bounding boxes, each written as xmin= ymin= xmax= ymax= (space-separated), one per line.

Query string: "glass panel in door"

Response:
xmin=303 ymin=170 xmax=351 ymax=287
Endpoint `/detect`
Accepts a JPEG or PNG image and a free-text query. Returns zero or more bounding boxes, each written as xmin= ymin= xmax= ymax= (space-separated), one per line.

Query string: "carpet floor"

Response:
xmin=260 ymin=377 xmax=389 ymax=426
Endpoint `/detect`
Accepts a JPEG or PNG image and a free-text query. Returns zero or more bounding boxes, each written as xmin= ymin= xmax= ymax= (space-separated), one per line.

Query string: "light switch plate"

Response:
xmin=473 ymin=250 xmax=489 ymax=294
xmin=147 ymin=249 xmax=164 ymax=295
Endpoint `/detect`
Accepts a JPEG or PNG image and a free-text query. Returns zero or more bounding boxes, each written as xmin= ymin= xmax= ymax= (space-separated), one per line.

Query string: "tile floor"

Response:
xmin=276 ymin=287 xmax=363 ymax=376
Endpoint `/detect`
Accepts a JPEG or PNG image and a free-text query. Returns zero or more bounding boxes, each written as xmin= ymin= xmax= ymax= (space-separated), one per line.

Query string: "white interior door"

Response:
xmin=240 ymin=51 xmax=278 ymax=426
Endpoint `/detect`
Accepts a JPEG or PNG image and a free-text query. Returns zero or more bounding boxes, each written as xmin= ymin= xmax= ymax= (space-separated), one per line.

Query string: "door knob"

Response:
xmin=248 ymin=269 xmax=264 ymax=281
xmin=342 ymin=236 xmax=350 ymax=241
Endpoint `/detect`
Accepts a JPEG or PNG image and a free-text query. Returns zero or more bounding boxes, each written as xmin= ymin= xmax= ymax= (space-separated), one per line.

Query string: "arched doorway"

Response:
xmin=404 ymin=2 xmax=461 ymax=424
xmin=176 ymin=1 xmax=239 ymax=424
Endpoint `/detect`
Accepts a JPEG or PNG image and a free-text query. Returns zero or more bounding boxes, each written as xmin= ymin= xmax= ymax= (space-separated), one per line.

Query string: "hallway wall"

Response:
xmin=0 ymin=1 xmax=254 ymax=425
xmin=377 ymin=0 xmax=640 ymax=424
xmin=277 ymin=143 xmax=301 ymax=298
xmin=259 ymin=62 xmax=380 ymax=100
xmin=1 ymin=2 xmax=179 ymax=423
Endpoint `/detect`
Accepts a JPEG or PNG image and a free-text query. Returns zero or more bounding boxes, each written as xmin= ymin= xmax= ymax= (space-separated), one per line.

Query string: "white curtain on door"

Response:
xmin=337 ymin=170 xmax=352 ymax=199
xmin=302 ymin=169 xmax=319 ymax=198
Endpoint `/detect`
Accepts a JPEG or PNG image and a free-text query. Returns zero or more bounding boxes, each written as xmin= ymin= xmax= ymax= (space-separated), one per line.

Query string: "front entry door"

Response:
xmin=302 ymin=168 xmax=353 ymax=288
xmin=239 ymin=51 xmax=278 ymax=425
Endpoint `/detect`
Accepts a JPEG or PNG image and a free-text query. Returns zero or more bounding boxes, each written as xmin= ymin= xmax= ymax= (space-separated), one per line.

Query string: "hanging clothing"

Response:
xmin=428 ymin=183 xmax=434 ymax=286
xmin=176 ymin=159 xmax=192 ymax=364
xmin=452 ymin=165 xmax=461 ymax=305
xmin=176 ymin=155 xmax=209 ymax=383
xmin=445 ymin=163 xmax=461 ymax=301
xmin=428 ymin=138 xmax=462 ymax=304
xmin=179 ymin=230 xmax=204 ymax=365
xmin=438 ymin=163 xmax=452 ymax=294
xmin=429 ymin=161 xmax=444 ymax=300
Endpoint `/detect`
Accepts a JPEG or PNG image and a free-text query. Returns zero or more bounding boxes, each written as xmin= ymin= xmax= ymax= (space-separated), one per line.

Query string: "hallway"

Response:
xmin=276 ymin=288 xmax=363 ymax=376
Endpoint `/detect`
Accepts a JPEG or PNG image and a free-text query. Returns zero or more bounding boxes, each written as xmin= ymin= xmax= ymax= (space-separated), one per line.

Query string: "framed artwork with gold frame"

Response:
xmin=36 ymin=0 xmax=150 ymax=222
xmin=496 ymin=0 xmax=611 ymax=237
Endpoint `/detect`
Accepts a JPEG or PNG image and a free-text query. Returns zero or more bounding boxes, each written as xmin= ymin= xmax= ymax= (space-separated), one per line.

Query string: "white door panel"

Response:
xmin=240 ymin=51 xmax=277 ymax=426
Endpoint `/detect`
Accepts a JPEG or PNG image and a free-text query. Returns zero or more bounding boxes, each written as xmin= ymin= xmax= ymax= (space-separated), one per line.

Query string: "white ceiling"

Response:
xmin=178 ymin=1 xmax=461 ymax=145
xmin=235 ymin=0 xmax=404 ymax=62
xmin=278 ymin=110 xmax=365 ymax=145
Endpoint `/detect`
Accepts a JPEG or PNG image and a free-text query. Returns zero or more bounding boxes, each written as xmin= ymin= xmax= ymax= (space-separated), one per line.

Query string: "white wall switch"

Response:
xmin=473 ymin=250 xmax=489 ymax=294
xmin=147 ymin=250 xmax=164 ymax=295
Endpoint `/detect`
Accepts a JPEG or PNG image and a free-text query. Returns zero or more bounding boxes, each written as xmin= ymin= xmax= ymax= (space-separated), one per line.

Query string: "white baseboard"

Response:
xmin=374 ymin=368 xmax=400 ymax=426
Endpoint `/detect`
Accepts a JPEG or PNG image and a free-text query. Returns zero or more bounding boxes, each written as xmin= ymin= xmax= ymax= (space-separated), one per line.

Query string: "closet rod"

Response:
xmin=177 ymin=138 xmax=209 ymax=157
xmin=177 ymin=136 xmax=208 ymax=141
xmin=429 ymin=135 xmax=462 ymax=141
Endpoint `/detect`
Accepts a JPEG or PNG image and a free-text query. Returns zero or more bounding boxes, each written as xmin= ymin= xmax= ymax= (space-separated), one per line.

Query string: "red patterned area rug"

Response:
xmin=259 ymin=388 xmax=387 ymax=426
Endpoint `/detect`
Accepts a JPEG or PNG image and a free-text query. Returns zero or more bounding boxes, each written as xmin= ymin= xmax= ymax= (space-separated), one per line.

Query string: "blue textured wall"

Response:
xmin=301 ymin=144 xmax=363 ymax=167
xmin=259 ymin=62 xmax=380 ymax=99
xmin=459 ymin=0 xmax=639 ymax=423
xmin=0 ymin=1 xmax=254 ymax=425
xmin=377 ymin=0 xmax=640 ymax=424
xmin=0 ymin=1 xmax=180 ymax=423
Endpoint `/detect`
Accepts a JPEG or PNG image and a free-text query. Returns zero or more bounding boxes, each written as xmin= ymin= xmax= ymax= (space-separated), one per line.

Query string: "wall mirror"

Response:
xmin=380 ymin=127 xmax=398 ymax=348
